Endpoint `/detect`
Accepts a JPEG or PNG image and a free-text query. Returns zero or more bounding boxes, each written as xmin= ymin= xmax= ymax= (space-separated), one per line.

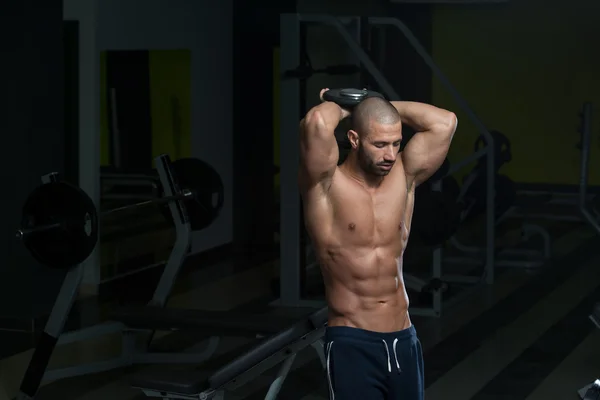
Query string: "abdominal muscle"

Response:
xmin=318 ymin=243 xmax=411 ymax=333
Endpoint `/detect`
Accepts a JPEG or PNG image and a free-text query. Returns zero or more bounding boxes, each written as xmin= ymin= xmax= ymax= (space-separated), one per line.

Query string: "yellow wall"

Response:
xmin=432 ymin=0 xmax=600 ymax=185
xmin=148 ymin=49 xmax=192 ymax=162
xmin=99 ymin=50 xmax=192 ymax=166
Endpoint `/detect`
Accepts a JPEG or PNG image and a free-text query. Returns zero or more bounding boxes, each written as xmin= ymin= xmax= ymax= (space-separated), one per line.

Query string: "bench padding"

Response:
xmin=130 ymin=306 xmax=328 ymax=395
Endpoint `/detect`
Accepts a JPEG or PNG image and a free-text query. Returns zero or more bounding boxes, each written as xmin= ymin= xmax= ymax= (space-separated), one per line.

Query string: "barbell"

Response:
xmin=16 ymin=157 xmax=224 ymax=269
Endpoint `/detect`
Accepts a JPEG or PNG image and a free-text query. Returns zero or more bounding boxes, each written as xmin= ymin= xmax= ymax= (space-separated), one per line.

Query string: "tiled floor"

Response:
xmin=1 ymin=225 xmax=599 ymax=400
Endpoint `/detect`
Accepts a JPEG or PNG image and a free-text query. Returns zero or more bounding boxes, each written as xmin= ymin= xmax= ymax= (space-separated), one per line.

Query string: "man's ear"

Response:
xmin=347 ymin=130 xmax=359 ymax=149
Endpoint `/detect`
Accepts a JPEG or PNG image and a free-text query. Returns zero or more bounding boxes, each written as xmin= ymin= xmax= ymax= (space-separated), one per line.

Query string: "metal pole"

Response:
xmin=150 ymin=154 xmax=192 ymax=307
xmin=279 ymin=14 xmax=302 ymax=305
xmin=264 ymin=354 xmax=297 ymax=400
xmin=100 ymin=189 xmax=192 ymax=216
xmin=78 ymin=0 xmax=101 ymax=289
xmin=578 ymin=102 xmax=600 ymax=234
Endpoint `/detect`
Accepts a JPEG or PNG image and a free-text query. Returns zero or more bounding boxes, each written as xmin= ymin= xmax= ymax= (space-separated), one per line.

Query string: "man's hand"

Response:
xmin=391 ymin=101 xmax=457 ymax=189
xmin=320 ymin=88 xmax=352 ymax=119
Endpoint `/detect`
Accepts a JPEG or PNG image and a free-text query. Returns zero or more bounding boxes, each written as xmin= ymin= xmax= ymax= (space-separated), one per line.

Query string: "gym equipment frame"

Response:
xmin=278 ymin=14 xmax=496 ymax=317
xmin=17 ymin=155 xmax=200 ymax=400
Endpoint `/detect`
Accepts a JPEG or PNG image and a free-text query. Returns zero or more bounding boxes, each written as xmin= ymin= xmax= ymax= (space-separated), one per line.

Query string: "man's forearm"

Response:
xmin=390 ymin=101 xmax=456 ymax=132
xmin=303 ymin=102 xmax=349 ymax=132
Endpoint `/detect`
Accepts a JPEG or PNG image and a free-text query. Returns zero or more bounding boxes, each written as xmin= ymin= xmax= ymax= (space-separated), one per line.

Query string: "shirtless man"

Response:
xmin=299 ymin=89 xmax=457 ymax=400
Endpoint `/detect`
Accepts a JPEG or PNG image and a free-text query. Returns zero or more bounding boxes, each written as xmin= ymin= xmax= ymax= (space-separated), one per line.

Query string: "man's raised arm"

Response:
xmin=391 ymin=101 xmax=457 ymax=188
xmin=299 ymin=98 xmax=349 ymax=192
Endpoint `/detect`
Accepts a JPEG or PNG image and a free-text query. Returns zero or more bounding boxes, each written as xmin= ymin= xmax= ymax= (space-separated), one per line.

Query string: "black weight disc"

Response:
xmin=157 ymin=158 xmax=224 ymax=231
xmin=462 ymin=173 xmax=517 ymax=221
xmin=412 ymin=184 xmax=462 ymax=246
xmin=322 ymin=88 xmax=385 ymax=108
xmin=21 ymin=181 xmax=99 ymax=269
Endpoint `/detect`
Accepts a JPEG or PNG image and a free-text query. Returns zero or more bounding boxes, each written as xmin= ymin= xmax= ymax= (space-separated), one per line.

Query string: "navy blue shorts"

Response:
xmin=324 ymin=325 xmax=424 ymax=400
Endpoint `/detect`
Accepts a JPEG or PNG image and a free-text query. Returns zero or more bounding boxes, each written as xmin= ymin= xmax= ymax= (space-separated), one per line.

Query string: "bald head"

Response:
xmin=351 ymin=97 xmax=401 ymax=136
xmin=345 ymin=97 xmax=402 ymax=178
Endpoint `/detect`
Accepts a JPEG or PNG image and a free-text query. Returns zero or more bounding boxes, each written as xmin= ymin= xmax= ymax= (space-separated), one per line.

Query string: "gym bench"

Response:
xmin=15 ymin=155 xmax=293 ymax=399
xmin=130 ymin=307 xmax=328 ymax=399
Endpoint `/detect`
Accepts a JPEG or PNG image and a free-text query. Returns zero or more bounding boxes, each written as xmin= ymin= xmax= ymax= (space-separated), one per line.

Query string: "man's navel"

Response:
xmin=348 ymin=222 xmax=356 ymax=231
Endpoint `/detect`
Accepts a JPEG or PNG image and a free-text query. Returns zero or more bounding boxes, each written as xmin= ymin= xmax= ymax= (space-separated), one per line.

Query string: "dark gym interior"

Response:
xmin=2 ymin=0 xmax=600 ymax=399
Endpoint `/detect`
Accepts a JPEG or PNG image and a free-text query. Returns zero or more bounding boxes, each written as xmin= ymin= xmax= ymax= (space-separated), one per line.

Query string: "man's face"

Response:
xmin=356 ymin=121 xmax=403 ymax=176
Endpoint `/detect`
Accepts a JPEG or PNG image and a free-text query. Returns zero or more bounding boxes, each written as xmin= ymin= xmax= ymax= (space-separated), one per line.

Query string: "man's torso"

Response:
xmin=301 ymin=155 xmax=414 ymax=332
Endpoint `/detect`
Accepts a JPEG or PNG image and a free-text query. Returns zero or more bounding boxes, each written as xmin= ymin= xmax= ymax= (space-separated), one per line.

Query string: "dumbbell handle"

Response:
xmin=16 ymin=222 xmax=62 ymax=240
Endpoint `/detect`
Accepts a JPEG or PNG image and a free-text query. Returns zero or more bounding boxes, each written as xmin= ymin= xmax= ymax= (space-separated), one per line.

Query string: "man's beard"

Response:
xmin=358 ymin=145 xmax=392 ymax=176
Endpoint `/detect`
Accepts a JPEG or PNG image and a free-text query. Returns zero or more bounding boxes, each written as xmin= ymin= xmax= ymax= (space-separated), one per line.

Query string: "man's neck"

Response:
xmin=341 ymin=153 xmax=385 ymax=190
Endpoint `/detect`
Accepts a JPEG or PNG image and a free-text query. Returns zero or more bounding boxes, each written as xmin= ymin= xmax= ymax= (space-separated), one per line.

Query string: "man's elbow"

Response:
xmin=301 ymin=111 xmax=331 ymax=143
xmin=300 ymin=109 xmax=323 ymax=131
xmin=441 ymin=112 xmax=458 ymax=138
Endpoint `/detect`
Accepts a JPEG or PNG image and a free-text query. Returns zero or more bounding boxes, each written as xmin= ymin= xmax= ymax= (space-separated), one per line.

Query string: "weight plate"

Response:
xmin=322 ymin=88 xmax=385 ymax=108
xmin=339 ymin=88 xmax=366 ymax=99
xmin=21 ymin=181 xmax=99 ymax=269
xmin=157 ymin=158 xmax=224 ymax=231
xmin=461 ymin=173 xmax=516 ymax=221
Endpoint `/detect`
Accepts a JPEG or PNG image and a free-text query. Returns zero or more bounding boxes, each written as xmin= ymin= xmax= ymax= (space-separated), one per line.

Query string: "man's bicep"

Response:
xmin=401 ymin=130 xmax=452 ymax=187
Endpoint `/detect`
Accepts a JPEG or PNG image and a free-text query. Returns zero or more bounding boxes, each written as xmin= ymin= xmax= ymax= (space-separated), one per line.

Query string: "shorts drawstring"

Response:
xmin=326 ymin=341 xmax=335 ymax=400
xmin=383 ymin=338 xmax=402 ymax=374
xmin=382 ymin=340 xmax=392 ymax=373
xmin=392 ymin=338 xmax=401 ymax=373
